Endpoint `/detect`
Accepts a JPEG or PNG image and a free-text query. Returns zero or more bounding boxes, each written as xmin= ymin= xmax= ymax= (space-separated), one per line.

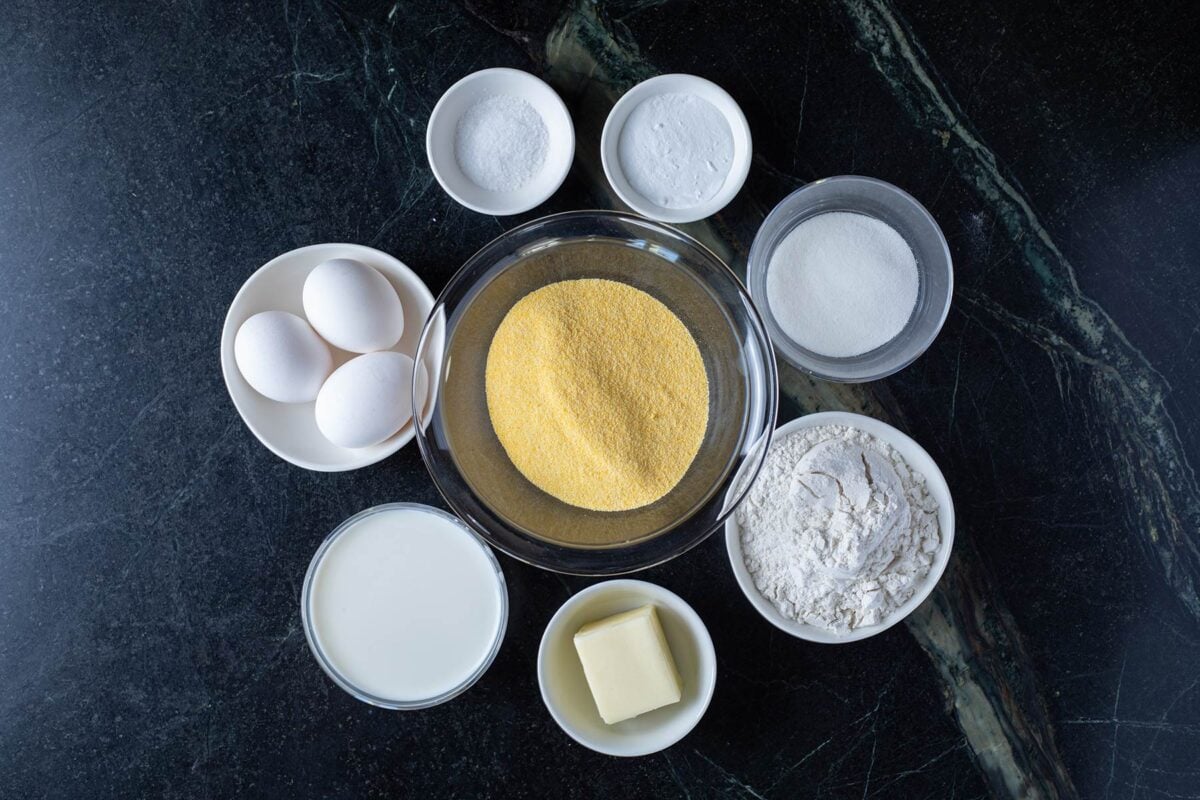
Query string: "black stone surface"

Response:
xmin=2 ymin=1 xmax=1199 ymax=797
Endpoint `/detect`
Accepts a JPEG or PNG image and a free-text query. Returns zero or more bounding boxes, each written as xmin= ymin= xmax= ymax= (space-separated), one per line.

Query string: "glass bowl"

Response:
xmin=414 ymin=211 xmax=778 ymax=575
xmin=300 ymin=503 xmax=508 ymax=709
xmin=747 ymin=176 xmax=953 ymax=382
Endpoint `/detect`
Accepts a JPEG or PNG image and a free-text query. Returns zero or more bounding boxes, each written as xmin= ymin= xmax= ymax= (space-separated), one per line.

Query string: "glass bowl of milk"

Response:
xmin=301 ymin=503 xmax=508 ymax=709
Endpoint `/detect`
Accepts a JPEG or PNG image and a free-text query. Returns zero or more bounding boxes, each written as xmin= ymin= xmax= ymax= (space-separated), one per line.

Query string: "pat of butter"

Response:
xmin=573 ymin=604 xmax=683 ymax=724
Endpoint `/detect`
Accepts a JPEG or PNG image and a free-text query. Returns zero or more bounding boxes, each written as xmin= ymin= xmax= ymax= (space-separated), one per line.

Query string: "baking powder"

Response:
xmin=618 ymin=92 xmax=733 ymax=209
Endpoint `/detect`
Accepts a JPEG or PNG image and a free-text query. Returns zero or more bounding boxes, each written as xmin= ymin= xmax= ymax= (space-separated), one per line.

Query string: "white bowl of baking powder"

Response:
xmin=601 ymin=74 xmax=752 ymax=224
xmin=724 ymin=411 xmax=955 ymax=643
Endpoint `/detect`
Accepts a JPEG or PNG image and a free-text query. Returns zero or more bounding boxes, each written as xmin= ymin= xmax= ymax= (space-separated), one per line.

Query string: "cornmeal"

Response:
xmin=485 ymin=278 xmax=709 ymax=512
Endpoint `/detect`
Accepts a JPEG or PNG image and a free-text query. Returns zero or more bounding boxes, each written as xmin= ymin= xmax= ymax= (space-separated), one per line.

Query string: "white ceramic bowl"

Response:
xmin=724 ymin=411 xmax=955 ymax=643
xmin=426 ymin=68 xmax=575 ymax=216
xmin=601 ymin=74 xmax=752 ymax=224
xmin=537 ymin=580 xmax=716 ymax=757
xmin=220 ymin=243 xmax=434 ymax=472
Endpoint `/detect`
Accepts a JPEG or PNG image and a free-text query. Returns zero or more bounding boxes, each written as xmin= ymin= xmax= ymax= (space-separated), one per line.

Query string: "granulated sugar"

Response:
xmin=454 ymin=94 xmax=548 ymax=192
xmin=765 ymin=212 xmax=918 ymax=357
xmin=485 ymin=278 xmax=709 ymax=512
xmin=736 ymin=424 xmax=940 ymax=632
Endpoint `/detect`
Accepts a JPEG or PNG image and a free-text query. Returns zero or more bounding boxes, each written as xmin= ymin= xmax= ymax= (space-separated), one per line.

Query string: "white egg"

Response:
xmin=303 ymin=258 xmax=405 ymax=353
xmin=315 ymin=351 xmax=418 ymax=449
xmin=234 ymin=311 xmax=333 ymax=403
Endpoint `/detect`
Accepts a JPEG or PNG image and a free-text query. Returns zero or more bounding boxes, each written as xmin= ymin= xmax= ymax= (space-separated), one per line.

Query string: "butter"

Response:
xmin=573 ymin=604 xmax=683 ymax=724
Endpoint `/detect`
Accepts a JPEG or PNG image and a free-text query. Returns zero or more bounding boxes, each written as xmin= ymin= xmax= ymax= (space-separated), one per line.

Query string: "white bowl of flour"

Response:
xmin=724 ymin=412 xmax=954 ymax=643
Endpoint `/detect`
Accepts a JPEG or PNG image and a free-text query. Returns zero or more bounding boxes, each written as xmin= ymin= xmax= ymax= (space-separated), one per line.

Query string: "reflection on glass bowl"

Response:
xmin=748 ymin=175 xmax=953 ymax=383
xmin=414 ymin=211 xmax=778 ymax=575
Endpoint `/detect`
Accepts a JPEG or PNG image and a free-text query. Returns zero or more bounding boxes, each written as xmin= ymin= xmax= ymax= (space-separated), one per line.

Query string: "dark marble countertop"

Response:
xmin=3 ymin=1 xmax=1199 ymax=797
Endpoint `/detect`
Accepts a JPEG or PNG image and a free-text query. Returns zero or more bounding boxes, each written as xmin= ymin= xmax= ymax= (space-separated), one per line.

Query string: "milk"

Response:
xmin=308 ymin=507 xmax=505 ymax=703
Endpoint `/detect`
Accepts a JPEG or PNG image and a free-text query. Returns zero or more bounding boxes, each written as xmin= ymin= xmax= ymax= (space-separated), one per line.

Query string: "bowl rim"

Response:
xmin=413 ymin=209 xmax=779 ymax=575
xmin=600 ymin=73 xmax=752 ymax=224
xmin=536 ymin=578 xmax=717 ymax=757
xmin=425 ymin=67 xmax=575 ymax=216
xmin=747 ymin=175 xmax=953 ymax=383
xmin=219 ymin=242 xmax=435 ymax=472
xmin=300 ymin=502 xmax=509 ymax=709
xmin=724 ymin=411 xmax=956 ymax=643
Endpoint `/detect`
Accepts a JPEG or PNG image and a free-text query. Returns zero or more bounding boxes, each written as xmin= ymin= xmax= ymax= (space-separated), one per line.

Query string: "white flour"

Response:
xmin=736 ymin=425 xmax=940 ymax=632
xmin=618 ymin=92 xmax=733 ymax=209
xmin=455 ymin=94 xmax=548 ymax=192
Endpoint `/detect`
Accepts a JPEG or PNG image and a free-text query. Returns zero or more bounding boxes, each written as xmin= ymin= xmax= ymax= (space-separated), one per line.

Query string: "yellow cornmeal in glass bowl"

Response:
xmin=485 ymin=278 xmax=709 ymax=512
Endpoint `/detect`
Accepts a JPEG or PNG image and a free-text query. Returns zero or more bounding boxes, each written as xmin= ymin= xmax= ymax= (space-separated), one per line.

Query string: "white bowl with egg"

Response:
xmin=426 ymin=67 xmax=575 ymax=216
xmin=601 ymin=74 xmax=752 ymax=224
xmin=724 ymin=412 xmax=955 ymax=643
xmin=220 ymin=243 xmax=434 ymax=472
xmin=537 ymin=579 xmax=716 ymax=757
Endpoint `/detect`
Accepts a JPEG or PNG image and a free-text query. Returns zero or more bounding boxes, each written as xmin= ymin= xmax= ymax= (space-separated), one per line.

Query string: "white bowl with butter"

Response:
xmin=537 ymin=579 xmax=716 ymax=757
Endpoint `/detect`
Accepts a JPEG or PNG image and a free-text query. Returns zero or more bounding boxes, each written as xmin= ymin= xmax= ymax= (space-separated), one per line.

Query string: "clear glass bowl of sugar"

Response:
xmin=747 ymin=175 xmax=953 ymax=383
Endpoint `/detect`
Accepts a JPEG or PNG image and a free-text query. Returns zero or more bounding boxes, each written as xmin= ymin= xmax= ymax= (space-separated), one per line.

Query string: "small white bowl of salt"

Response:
xmin=426 ymin=68 xmax=575 ymax=216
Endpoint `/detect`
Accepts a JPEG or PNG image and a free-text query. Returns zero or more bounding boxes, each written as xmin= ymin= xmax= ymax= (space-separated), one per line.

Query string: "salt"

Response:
xmin=618 ymin=92 xmax=733 ymax=209
xmin=454 ymin=94 xmax=548 ymax=192
xmin=765 ymin=212 xmax=919 ymax=358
